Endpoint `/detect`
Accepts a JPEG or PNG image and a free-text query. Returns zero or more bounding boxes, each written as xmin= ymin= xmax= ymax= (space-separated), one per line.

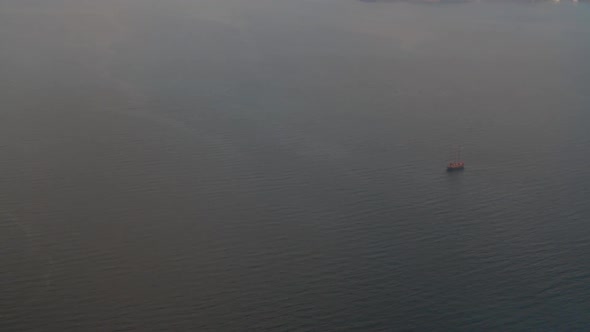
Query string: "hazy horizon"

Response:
xmin=2 ymin=0 xmax=590 ymax=330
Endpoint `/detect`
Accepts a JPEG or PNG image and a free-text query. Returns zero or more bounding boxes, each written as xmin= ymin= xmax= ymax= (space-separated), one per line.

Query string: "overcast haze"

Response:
xmin=2 ymin=0 xmax=590 ymax=330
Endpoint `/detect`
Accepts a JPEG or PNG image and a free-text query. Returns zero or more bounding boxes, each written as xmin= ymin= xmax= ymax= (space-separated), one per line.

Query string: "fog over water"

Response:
xmin=1 ymin=0 xmax=590 ymax=330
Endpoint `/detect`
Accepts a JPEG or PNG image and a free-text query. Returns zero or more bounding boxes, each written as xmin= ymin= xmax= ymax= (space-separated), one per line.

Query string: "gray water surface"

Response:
xmin=1 ymin=0 xmax=590 ymax=330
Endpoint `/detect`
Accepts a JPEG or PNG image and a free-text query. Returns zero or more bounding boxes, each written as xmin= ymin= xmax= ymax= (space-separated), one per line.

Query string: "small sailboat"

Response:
xmin=447 ymin=146 xmax=465 ymax=172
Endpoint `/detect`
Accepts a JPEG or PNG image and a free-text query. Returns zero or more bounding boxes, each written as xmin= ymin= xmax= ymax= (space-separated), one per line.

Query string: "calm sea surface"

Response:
xmin=1 ymin=0 xmax=590 ymax=330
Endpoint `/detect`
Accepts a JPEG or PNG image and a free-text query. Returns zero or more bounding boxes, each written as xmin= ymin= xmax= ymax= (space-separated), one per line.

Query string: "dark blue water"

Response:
xmin=1 ymin=0 xmax=590 ymax=330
